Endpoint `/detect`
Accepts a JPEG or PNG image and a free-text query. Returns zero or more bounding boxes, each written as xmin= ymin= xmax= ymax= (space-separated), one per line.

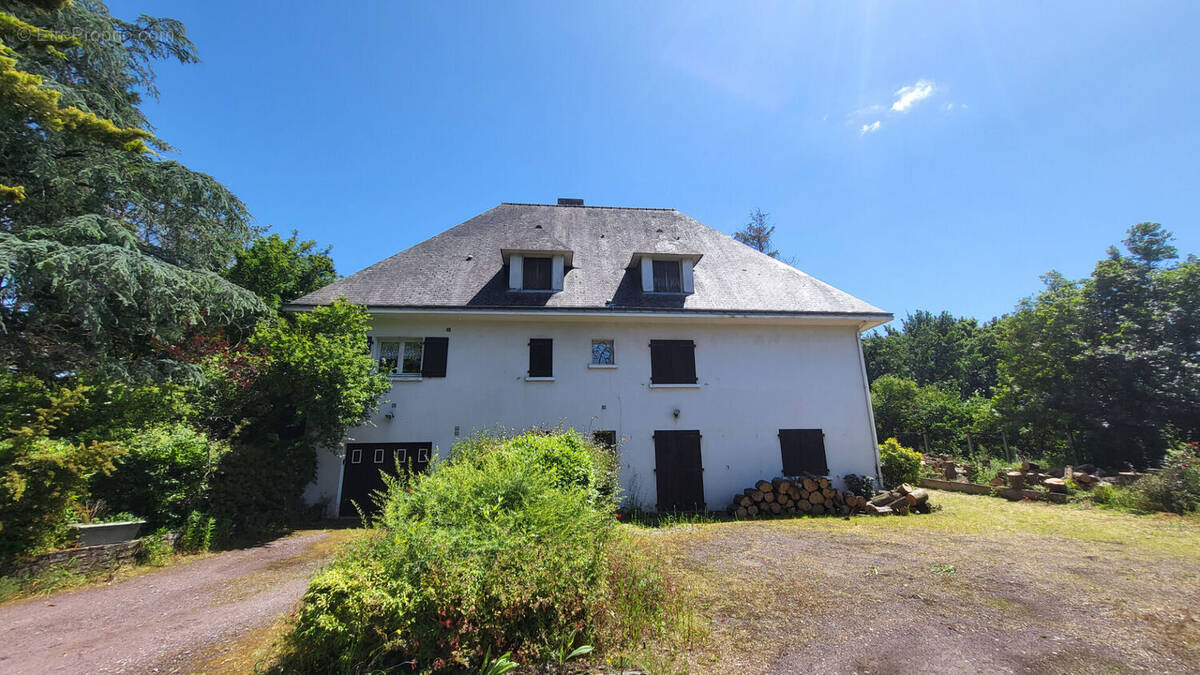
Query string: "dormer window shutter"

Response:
xmin=523 ymin=257 xmax=553 ymax=290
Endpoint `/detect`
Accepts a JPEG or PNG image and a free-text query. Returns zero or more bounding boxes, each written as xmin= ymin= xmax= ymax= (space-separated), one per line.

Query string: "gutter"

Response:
xmin=282 ymin=303 xmax=893 ymax=328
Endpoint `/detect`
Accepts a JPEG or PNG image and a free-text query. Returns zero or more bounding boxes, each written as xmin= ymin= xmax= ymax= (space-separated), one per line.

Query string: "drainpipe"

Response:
xmin=855 ymin=322 xmax=884 ymax=487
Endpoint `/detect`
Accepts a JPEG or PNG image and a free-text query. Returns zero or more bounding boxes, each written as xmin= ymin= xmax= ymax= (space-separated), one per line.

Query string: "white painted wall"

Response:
xmin=305 ymin=312 xmax=881 ymax=515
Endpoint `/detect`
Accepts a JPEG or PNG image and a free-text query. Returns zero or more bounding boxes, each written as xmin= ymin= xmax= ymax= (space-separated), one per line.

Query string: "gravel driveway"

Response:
xmin=0 ymin=530 xmax=348 ymax=674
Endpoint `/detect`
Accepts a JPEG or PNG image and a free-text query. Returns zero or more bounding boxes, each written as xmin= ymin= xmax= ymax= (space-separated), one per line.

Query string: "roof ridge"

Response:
xmin=500 ymin=202 xmax=677 ymax=212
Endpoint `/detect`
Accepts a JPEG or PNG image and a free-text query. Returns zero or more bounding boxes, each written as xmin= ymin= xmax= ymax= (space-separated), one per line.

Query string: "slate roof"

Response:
xmin=288 ymin=202 xmax=890 ymax=320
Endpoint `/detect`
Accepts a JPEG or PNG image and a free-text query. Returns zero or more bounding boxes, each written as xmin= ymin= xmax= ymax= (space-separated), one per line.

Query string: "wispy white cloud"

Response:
xmin=860 ymin=120 xmax=881 ymax=135
xmin=891 ymin=79 xmax=936 ymax=112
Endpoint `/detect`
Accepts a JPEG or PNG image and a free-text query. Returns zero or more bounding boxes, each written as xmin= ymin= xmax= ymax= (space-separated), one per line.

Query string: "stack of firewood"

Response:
xmin=727 ymin=476 xmax=871 ymax=518
xmin=863 ymin=483 xmax=933 ymax=516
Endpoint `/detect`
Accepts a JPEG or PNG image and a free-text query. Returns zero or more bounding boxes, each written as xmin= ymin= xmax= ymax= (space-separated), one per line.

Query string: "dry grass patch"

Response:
xmin=630 ymin=491 xmax=1200 ymax=673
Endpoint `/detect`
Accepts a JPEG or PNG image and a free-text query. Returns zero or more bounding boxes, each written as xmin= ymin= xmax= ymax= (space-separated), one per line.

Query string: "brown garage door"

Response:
xmin=339 ymin=442 xmax=431 ymax=518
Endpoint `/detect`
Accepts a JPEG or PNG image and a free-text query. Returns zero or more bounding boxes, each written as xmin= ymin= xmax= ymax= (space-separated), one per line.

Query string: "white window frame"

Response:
xmin=377 ymin=338 xmax=424 ymax=378
xmin=374 ymin=448 xmax=385 ymax=463
xmin=589 ymin=338 xmax=617 ymax=368
xmin=350 ymin=448 xmax=362 ymax=464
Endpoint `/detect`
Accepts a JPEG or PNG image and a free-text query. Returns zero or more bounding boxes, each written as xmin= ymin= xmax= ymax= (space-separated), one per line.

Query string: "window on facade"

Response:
xmin=591 ymin=339 xmax=615 ymax=365
xmin=377 ymin=337 xmax=449 ymax=377
xmin=593 ymin=430 xmax=617 ymax=448
xmin=528 ymin=338 xmax=553 ymax=377
xmin=778 ymin=429 xmax=829 ymax=476
xmin=649 ymin=339 xmax=696 ymax=384
xmin=652 ymin=260 xmax=682 ymax=292
xmin=523 ymin=256 xmax=552 ymax=290
xmin=374 ymin=448 xmax=385 ymax=463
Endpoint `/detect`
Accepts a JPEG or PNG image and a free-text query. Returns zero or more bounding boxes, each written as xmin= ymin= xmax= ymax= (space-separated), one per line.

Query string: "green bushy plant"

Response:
xmin=1131 ymin=442 xmax=1200 ymax=514
xmin=89 ymin=423 xmax=227 ymax=530
xmin=878 ymin=438 xmax=923 ymax=489
xmin=0 ymin=387 xmax=124 ymax=559
xmin=179 ymin=510 xmax=217 ymax=553
xmin=283 ymin=430 xmax=617 ymax=672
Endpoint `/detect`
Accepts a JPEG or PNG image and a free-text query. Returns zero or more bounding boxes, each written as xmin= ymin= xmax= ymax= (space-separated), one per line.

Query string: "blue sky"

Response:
xmin=110 ymin=0 xmax=1199 ymax=324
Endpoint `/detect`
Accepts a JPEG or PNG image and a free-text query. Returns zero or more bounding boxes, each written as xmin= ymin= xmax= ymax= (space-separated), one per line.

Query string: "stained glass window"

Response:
xmin=592 ymin=339 xmax=614 ymax=365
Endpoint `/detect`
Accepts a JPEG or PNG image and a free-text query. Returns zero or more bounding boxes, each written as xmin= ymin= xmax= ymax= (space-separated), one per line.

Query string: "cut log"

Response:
xmin=822 ymin=488 xmax=835 ymax=499
xmin=750 ymin=490 xmax=764 ymax=503
xmin=1006 ymin=471 xmax=1026 ymax=490
xmin=989 ymin=475 xmax=1006 ymax=487
xmin=869 ymin=492 xmax=894 ymax=506
xmin=811 ymin=503 xmax=825 ymax=515
xmin=802 ymin=478 xmax=818 ymax=492
xmin=818 ymin=478 xmax=830 ymax=489
xmin=763 ymin=491 xmax=775 ymax=503
xmin=1042 ymin=477 xmax=1067 ymax=493
xmin=808 ymin=491 xmax=825 ymax=505
xmin=866 ymin=504 xmax=893 ymax=516
xmin=770 ymin=502 xmax=782 ymax=514
xmin=788 ymin=486 xmax=802 ymax=501
xmin=897 ymin=483 xmax=915 ymax=495
xmin=735 ymin=507 xmax=748 ymax=518
xmin=797 ymin=499 xmax=812 ymax=513
xmin=738 ymin=496 xmax=753 ymax=508
xmin=756 ymin=480 xmax=773 ymax=493
xmin=904 ymin=488 xmax=929 ymax=506
xmin=1074 ymin=472 xmax=1096 ymax=484
xmin=747 ymin=504 xmax=758 ymax=516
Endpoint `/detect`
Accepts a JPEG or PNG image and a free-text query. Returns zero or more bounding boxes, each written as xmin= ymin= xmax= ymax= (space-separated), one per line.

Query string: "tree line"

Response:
xmin=0 ymin=0 xmax=386 ymax=557
xmin=862 ymin=224 xmax=1198 ymax=469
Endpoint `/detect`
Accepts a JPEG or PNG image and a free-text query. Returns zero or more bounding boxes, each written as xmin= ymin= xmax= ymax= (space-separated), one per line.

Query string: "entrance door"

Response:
xmin=339 ymin=442 xmax=431 ymax=518
xmin=653 ymin=430 xmax=705 ymax=512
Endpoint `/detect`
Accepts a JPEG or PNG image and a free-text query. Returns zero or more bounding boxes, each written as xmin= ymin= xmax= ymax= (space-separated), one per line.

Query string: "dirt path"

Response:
xmin=0 ymin=529 xmax=353 ymax=674
xmin=633 ymin=492 xmax=1200 ymax=674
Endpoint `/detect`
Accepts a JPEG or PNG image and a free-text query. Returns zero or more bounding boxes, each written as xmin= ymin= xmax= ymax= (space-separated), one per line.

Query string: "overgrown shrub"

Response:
xmin=879 ymin=438 xmax=923 ymax=489
xmin=282 ymin=430 xmax=619 ymax=672
xmin=0 ymin=388 xmax=124 ymax=559
xmin=179 ymin=510 xmax=217 ymax=553
xmin=1131 ymin=442 xmax=1200 ymax=514
xmin=89 ymin=423 xmax=228 ymax=530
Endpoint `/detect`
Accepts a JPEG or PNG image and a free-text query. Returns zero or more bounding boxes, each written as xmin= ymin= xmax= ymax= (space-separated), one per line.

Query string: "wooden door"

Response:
xmin=653 ymin=430 xmax=705 ymax=512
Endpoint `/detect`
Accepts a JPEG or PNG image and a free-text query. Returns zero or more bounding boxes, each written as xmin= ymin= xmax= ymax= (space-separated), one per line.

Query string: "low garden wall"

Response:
xmin=4 ymin=533 xmax=179 ymax=578
xmin=919 ymin=477 xmax=1069 ymax=504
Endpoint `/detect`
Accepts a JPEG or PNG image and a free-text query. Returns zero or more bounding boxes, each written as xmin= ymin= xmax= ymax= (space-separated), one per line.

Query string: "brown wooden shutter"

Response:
xmin=779 ymin=428 xmax=828 ymax=476
xmin=421 ymin=337 xmax=448 ymax=377
xmin=650 ymin=340 xmax=696 ymax=384
xmin=528 ymin=338 xmax=553 ymax=377
xmin=523 ymin=257 xmax=552 ymax=290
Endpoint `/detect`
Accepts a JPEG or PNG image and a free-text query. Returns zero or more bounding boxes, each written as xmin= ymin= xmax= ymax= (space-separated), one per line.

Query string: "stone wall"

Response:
xmin=5 ymin=533 xmax=178 ymax=578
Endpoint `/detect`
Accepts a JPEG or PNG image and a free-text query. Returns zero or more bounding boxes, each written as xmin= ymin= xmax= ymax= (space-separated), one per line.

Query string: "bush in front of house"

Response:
xmin=281 ymin=430 xmax=619 ymax=672
xmin=879 ymin=437 xmax=923 ymax=489
xmin=89 ymin=423 xmax=228 ymax=530
xmin=1131 ymin=442 xmax=1200 ymax=514
xmin=0 ymin=387 xmax=124 ymax=559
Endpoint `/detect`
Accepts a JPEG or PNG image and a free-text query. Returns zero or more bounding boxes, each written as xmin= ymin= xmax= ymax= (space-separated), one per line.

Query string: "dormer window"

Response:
xmin=523 ymin=257 xmax=553 ymax=290
xmin=652 ymin=260 xmax=682 ymax=292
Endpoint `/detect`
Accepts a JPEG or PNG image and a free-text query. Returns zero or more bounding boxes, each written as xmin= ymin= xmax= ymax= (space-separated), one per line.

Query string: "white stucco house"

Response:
xmin=286 ymin=199 xmax=891 ymax=516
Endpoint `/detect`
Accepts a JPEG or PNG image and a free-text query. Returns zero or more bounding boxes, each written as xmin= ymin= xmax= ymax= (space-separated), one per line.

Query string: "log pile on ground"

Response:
xmin=726 ymin=477 xmax=935 ymax=518
xmin=863 ymin=483 xmax=935 ymax=516
xmin=998 ymin=462 xmax=1141 ymax=493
